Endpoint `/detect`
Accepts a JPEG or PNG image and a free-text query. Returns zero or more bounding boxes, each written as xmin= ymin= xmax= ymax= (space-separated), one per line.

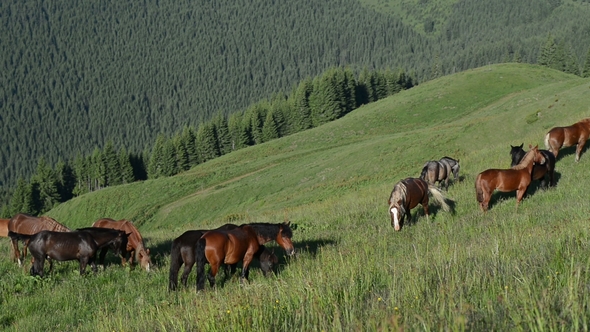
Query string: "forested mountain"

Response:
xmin=1 ymin=0 xmax=590 ymax=206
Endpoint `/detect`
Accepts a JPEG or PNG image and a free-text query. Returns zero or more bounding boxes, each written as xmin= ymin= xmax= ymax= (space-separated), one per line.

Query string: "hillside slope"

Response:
xmin=47 ymin=63 xmax=589 ymax=231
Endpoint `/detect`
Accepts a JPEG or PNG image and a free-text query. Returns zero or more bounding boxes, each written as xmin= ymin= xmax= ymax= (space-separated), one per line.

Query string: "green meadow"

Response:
xmin=2 ymin=63 xmax=590 ymax=331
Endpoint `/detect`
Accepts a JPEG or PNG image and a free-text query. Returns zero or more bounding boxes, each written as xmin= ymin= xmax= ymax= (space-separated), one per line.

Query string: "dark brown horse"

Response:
xmin=476 ymin=145 xmax=545 ymax=212
xmin=8 ymin=230 xmax=103 ymax=277
xmin=510 ymin=143 xmax=556 ymax=188
xmin=544 ymin=118 xmax=590 ymax=161
xmin=419 ymin=156 xmax=460 ymax=190
xmin=0 ymin=218 xmax=9 ymax=237
xmin=169 ymin=222 xmax=293 ymax=291
xmin=92 ymin=218 xmax=151 ymax=271
xmin=8 ymin=213 xmax=71 ymax=265
xmin=196 ymin=224 xmax=261 ymax=291
xmin=388 ymin=177 xmax=451 ymax=231
xmin=76 ymin=227 xmax=130 ymax=269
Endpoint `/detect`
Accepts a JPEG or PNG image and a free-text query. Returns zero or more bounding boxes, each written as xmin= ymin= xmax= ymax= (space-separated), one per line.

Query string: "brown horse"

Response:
xmin=0 ymin=218 xmax=9 ymax=237
xmin=388 ymin=177 xmax=451 ymax=231
xmin=169 ymin=222 xmax=294 ymax=291
xmin=8 ymin=213 xmax=71 ymax=265
xmin=544 ymin=118 xmax=590 ymax=161
xmin=475 ymin=145 xmax=545 ymax=212
xmin=92 ymin=218 xmax=151 ymax=271
xmin=196 ymin=224 xmax=261 ymax=291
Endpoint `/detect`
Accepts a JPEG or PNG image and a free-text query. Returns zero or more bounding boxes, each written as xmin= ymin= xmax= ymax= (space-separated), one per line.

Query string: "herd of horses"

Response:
xmin=1 ymin=118 xmax=588 ymax=291
xmin=388 ymin=117 xmax=590 ymax=230
xmin=0 ymin=213 xmax=295 ymax=292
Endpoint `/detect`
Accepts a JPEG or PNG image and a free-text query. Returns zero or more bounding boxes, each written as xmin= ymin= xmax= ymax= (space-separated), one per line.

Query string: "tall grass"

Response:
xmin=1 ymin=64 xmax=590 ymax=330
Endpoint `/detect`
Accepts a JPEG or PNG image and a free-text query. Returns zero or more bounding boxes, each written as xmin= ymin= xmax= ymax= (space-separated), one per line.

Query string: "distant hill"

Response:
xmin=1 ymin=0 xmax=590 ymax=200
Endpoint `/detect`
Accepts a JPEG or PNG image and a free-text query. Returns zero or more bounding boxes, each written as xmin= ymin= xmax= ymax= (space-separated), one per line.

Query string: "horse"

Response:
xmin=0 ymin=218 xmax=9 ymax=237
xmin=196 ymin=224 xmax=261 ymax=291
xmin=475 ymin=145 xmax=545 ymax=212
xmin=8 ymin=230 xmax=101 ymax=277
xmin=510 ymin=143 xmax=556 ymax=188
xmin=8 ymin=213 xmax=71 ymax=266
xmin=169 ymin=222 xmax=293 ymax=291
xmin=419 ymin=156 xmax=461 ymax=190
xmin=544 ymin=118 xmax=590 ymax=161
xmin=387 ymin=177 xmax=451 ymax=231
xmin=76 ymin=227 xmax=130 ymax=269
xmin=91 ymin=218 xmax=151 ymax=271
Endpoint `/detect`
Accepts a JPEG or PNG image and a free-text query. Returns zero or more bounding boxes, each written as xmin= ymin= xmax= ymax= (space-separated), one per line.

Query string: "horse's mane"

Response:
xmin=389 ymin=181 xmax=407 ymax=208
xmin=242 ymin=222 xmax=293 ymax=239
xmin=512 ymin=149 xmax=536 ymax=170
xmin=40 ymin=216 xmax=71 ymax=232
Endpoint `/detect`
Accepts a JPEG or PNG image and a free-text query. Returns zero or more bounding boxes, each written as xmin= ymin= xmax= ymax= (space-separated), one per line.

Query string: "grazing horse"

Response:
xmin=8 ymin=213 xmax=71 ymax=266
xmin=76 ymin=227 xmax=130 ymax=269
xmin=92 ymin=218 xmax=151 ymax=271
xmin=475 ymin=145 xmax=545 ymax=212
xmin=510 ymin=143 xmax=556 ymax=188
xmin=196 ymin=224 xmax=261 ymax=291
xmin=0 ymin=218 xmax=9 ymax=237
xmin=169 ymin=222 xmax=293 ymax=291
xmin=544 ymin=118 xmax=590 ymax=161
xmin=387 ymin=177 xmax=451 ymax=231
xmin=420 ymin=156 xmax=461 ymax=190
xmin=8 ymin=230 xmax=101 ymax=277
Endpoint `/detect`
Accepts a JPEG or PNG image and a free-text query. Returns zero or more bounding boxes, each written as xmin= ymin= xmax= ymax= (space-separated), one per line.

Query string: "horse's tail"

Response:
xmin=195 ymin=237 xmax=207 ymax=291
xmin=544 ymin=132 xmax=551 ymax=151
xmin=427 ymin=184 xmax=451 ymax=212
xmin=475 ymin=174 xmax=484 ymax=204
xmin=168 ymin=239 xmax=182 ymax=291
xmin=419 ymin=163 xmax=429 ymax=180
xmin=8 ymin=231 xmax=32 ymax=244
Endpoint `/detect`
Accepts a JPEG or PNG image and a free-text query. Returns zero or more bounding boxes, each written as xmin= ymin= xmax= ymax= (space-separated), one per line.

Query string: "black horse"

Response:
xmin=419 ymin=156 xmax=460 ymax=190
xmin=8 ymin=230 xmax=120 ymax=277
xmin=510 ymin=143 xmax=555 ymax=188
xmin=76 ymin=227 xmax=129 ymax=269
xmin=168 ymin=222 xmax=294 ymax=291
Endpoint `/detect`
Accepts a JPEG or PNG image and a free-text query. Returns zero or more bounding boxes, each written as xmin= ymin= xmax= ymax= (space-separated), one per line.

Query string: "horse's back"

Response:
xmin=93 ymin=218 xmax=143 ymax=250
xmin=0 ymin=218 xmax=9 ymax=237
xmin=402 ymin=178 xmax=429 ymax=207
xmin=9 ymin=214 xmax=69 ymax=234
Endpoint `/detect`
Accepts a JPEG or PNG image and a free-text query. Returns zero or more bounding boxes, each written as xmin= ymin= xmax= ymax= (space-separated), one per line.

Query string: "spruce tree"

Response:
xmin=213 ymin=114 xmax=232 ymax=155
xmin=148 ymin=134 xmax=166 ymax=179
xmin=161 ymin=139 xmax=179 ymax=176
xmin=9 ymin=177 xmax=34 ymax=216
xmin=91 ymin=147 xmax=107 ymax=190
xmin=538 ymin=34 xmax=556 ymax=67
xmin=262 ymin=110 xmax=279 ymax=142
xmin=119 ymin=147 xmax=136 ymax=184
xmin=55 ymin=158 xmax=75 ymax=202
xmin=583 ymin=48 xmax=590 ymax=78
xmin=180 ymin=126 xmax=199 ymax=166
xmin=228 ymin=113 xmax=250 ymax=150
xmin=196 ymin=123 xmax=220 ymax=163
xmin=173 ymin=136 xmax=190 ymax=172
xmin=30 ymin=158 xmax=61 ymax=214
xmin=289 ymin=78 xmax=313 ymax=133
xmin=72 ymin=153 xmax=89 ymax=196
xmin=103 ymin=140 xmax=122 ymax=186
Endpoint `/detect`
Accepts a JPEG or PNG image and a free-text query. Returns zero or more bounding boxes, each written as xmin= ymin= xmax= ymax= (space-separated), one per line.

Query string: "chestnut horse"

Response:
xmin=92 ymin=218 xmax=151 ymax=271
xmin=0 ymin=218 xmax=9 ymax=237
xmin=475 ymin=145 xmax=545 ymax=212
xmin=419 ymin=156 xmax=460 ymax=190
xmin=388 ymin=177 xmax=451 ymax=231
xmin=510 ymin=143 xmax=556 ymax=188
xmin=544 ymin=118 xmax=590 ymax=161
xmin=8 ymin=213 xmax=71 ymax=266
xmin=196 ymin=224 xmax=261 ymax=291
xmin=169 ymin=222 xmax=294 ymax=291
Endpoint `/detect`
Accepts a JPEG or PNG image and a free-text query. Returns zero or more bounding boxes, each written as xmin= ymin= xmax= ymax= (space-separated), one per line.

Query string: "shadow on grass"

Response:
xmin=554 ymin=144 xmax=589 ymax=162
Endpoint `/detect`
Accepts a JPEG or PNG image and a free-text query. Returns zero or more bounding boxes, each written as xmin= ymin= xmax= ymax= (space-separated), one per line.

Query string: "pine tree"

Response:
xmin=289 ymin=78 xmax=313 ymax=133
xmin=103 ymin=140 xmax=122 ymax=186
xmin=245 ymin=103 xmax=266 ymax=145
xmin=213 ymin=114 xmax=232 ymax=155
xmin=119 ymin=147 xmax=135 ymax=184
xmin=228 ymin=112 xmax=250 ymax=150
xmin=55 ymin=158 xmax=75 ymax=202
xmin=148 ymin=134 xmax=166 ymax=179
xmin=91 ymin=147 xmax=107 ymax=190
xmin=161 ymin=139 xmax=178 ymax=176
xmin=309 ymin=70 xmax=341 ymax=127
xmin=173 ymin=136 xmax=190 ymax=172
xmin=180 ymin=126 xmax=199 ymax=166
xmin=262 ymin=110 xmax=279 ymax=142
xmin=30 ymin=158 xmax=61 ymax=214
xmin=538 ymin=34 xmax=556 ymax=67
xmin=9 ymin=177 xmax=34 ymax=216
xmin=196 ymin=123 xmax=220 ymax=163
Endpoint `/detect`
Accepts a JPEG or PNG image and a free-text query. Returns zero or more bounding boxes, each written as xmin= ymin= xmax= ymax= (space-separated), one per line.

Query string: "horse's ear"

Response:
xmin=519 ymin=143 xmax=523 ymax=148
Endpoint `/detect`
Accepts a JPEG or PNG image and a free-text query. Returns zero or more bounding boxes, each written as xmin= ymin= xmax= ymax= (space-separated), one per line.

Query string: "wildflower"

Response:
xmin=394 ymin=307 xmax=399 ymax=311
xmin=378 ymin=297 xmax=382 ymax=301
xmin=227 ymin=310 xmax=231 ymax=314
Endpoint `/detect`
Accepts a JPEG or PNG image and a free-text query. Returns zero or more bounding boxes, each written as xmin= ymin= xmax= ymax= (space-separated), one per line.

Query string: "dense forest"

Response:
xmin=1 ymin=0 xmax=590 ymax=213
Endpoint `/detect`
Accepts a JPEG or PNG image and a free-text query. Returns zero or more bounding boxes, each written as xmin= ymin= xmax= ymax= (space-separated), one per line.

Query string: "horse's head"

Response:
xmin=138 ymin=248 xmax=151 ymax=272
xmin=529 ymin=144 xmax=546 ymax=165
xmin=112 ymin=231 xmax=130 ymax=257
xmin=388 ymin=184 xmax=407 ymax=231
xmin=510 ymin=143 xmax=525 ymax=167
xmin=276 ymin=222 xmax=295 ymax=256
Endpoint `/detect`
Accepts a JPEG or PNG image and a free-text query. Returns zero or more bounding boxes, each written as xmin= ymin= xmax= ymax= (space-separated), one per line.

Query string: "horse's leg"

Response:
xmin=10 ymin=238 xmax=21 ymax=266
xmin=240 ymin=252 xmax=256 ymax=284
xmin=576 ymin=137 xmax=587 ymax=162
xmin=208 ymin=263 xmax=219 ymax=288
xmin=90 ymin=256 xmax=97 ymax=274
xmin=98 ymin=248 xmax=108 ymax=270
xmin=181 ymin=261 xmax=195 ymax=288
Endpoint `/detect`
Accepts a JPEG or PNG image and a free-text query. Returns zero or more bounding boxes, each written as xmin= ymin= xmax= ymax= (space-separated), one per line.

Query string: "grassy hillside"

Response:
xmin=2 ymin=64 xmax=590 ymax=330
